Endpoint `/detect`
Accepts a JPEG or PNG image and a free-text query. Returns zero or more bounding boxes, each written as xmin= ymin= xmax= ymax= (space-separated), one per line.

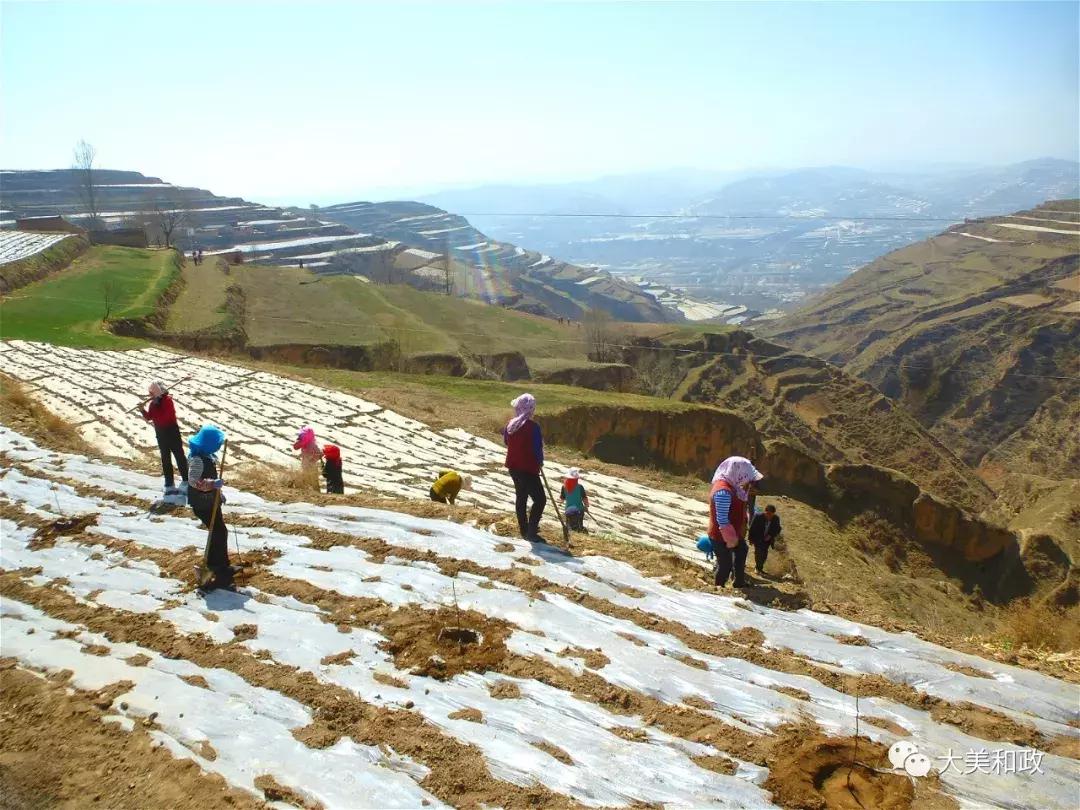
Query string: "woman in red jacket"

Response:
xmin=140 ymin=381 xmax=188 ymax=499
xmin=502 ymin=392 xmax=546 ymax=540
xmin=708 ymin=456 xmax=763 ymax=589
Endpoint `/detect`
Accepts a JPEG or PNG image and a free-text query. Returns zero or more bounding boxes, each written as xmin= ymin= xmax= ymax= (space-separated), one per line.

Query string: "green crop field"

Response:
xmin=0 ymin=246 xmax=179 ymax=348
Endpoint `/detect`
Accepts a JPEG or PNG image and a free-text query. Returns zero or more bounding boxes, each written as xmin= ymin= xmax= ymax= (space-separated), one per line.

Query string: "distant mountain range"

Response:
xmin=421 ymin=159 xmax=1080 ymax=312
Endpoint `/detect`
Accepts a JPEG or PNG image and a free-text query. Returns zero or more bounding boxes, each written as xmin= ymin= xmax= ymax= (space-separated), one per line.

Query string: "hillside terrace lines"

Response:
xmin=0 ymin=231 xmax=75 ymax=265
xmin=5 ymin=430 xmax=1078 ymax=737
xmin=0 ymin=341 xmax=710 ymax=560
xmin=1 ymin=442 xmax=1079 ymax=808
xmin=0 ymin=520 xmax=772 ymax=806
xmin=1 ymin=600 xmax=443 ymax=809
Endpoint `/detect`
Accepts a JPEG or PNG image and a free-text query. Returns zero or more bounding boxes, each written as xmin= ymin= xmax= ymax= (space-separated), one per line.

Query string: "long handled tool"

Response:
xmin=540 ymin=468 xmax=571 ymax=548
xmin=127 ymin=375 xmax=192 ymax=414
xmin=195 ymin=439 xmax=229 ymax=589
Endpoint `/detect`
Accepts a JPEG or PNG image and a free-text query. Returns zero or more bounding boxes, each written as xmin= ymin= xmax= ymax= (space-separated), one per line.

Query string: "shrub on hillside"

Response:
xmin=997 ymin=600 xmax=1080 ymax=652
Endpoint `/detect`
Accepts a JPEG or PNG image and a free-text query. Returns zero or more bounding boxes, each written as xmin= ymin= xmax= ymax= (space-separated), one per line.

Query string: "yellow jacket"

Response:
xmin=431 ymin=470 xmax=463 ymax=502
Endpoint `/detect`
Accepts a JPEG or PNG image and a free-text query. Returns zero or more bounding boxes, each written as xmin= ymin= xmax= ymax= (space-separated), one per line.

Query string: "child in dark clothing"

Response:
xmin=748 ymin=504 xmax=782 ymax=575
xmin=322 ymin=444 xmax=344 ymax=494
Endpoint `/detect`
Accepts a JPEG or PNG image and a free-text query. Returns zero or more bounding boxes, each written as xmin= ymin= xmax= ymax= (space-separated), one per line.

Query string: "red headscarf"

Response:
xmin=322 ymin=444 xmax=341 ymax=462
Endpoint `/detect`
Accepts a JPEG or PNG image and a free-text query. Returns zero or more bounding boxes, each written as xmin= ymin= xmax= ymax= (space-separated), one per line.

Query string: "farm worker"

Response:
xmin=140 ymin=381 xmax=188 ymax=504
xmin=322 ymin=444 xmax=344 ymax=494
xmin=502 ymin=393 xmax=546 ymax=540
xmin=748 ymin=504 xmax=783 ymax=575
xmin=709 ymin=456 xmax=763 ymax=589
xmin=429 ymin=470 xmax=472 ymax=504
xmin=292 ymin=426 xmax=322 ymax=467
xmin=558 ymin=468 xmax=590 ymax=531
xmin=186 ymin=425 xmax=234 ymax=591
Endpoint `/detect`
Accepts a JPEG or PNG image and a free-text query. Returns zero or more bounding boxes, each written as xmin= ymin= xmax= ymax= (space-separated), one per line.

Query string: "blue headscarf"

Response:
xmin=188 ymin=424 xmax=225 ymax=456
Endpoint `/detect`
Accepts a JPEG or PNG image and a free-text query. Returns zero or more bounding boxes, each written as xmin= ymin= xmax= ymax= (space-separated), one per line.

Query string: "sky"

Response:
xmin=2 ymin=1 xmax=1077 ymax=205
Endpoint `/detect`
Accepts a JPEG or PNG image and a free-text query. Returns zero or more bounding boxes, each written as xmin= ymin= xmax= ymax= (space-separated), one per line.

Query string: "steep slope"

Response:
xmin=763 ymin=206 xmax=1078 ymax=459
xmin=642 ymin=330 xmax=994 ymax=515
xmin=317 ymin=200 xmax=679 ymax=322
xmin=763 ymin=200 xmax=1079 ymax=554
xmin=3 ymin=426 xmax=1078 ymax=808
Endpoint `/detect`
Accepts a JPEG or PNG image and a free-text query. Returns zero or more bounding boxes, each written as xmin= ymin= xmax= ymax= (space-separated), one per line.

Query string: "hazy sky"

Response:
xmin=2 ymin=1 xmax=1077 ymax=204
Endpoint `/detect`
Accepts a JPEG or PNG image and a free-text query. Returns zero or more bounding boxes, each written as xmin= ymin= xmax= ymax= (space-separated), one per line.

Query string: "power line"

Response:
xmin=456 ymin=211 xmax=968 ymax=223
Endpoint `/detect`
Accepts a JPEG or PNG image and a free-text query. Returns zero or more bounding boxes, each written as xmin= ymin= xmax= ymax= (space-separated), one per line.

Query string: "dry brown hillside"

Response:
xmin=762 ymin=200 xmax=1079 ymax=558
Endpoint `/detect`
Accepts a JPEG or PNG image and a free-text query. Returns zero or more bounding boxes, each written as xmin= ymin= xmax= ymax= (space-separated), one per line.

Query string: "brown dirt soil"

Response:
xmin=319 ymin=651 xmax=354 ymax=666
xmin=0 ymin=374 xmax=96 ymax=456
xmin=488 ymin=681 xmax=522 ymax=700
xmin=378 ymin=605 xmax=512 ymax=680
xmin=833 ymin=634 xmax=871 ymax=647
xmin=371 ymin=671 xmax=409 ymax=689
xmin=943 ymin=663 xmax=991 ymax=678
xmin=0 ymin=664 xmax=265 ymax=810
xmin=0 ymin=576 xmax=569 ymax=809
xmin=928 ymin=702 xmax=1051 ymax=752
xmin=763 ymin=722 xmax=915 ymax=810
xmin=181 ymin=674 xmax=210 ymax=690
xmin=690 ymin=754 xmax=738 ymax=775
xmin=532 ymin=741 xmax=573 ymax=765
xmin=557 ymin=646 xmax=610 ymax=669
xmin=863 ymin=716 xmax=911 ymax=737
xmin=771 ymin=685 xmax=811 ymax=702
xmin=28 ymin=514 xmax=99 ymax=550
xmin=610 ymin=726 xmax=648 ymax=742
xmin=448 ymin=708 xmax=484 ymax=723
xmin=253 ymin=774 xmax=323 ymax=809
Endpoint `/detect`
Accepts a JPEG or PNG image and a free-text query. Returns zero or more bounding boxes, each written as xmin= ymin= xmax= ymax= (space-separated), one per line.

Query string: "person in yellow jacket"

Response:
xmin=429 ymin=470 xmax=472 ymax=504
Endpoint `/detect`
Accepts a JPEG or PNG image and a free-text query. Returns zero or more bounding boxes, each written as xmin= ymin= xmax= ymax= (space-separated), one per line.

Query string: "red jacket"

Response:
xmin=141 ymin=394 xmax=177 ymax=430
xmin=503 ymin=420 xmax=543 ymax=474
xmin=708 ymin=479 xmax=747 ymax=543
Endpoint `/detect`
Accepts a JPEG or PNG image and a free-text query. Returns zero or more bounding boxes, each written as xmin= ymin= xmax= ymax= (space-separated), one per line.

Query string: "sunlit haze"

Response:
xmin=2 ymin=1 xmax=1078 ymax=204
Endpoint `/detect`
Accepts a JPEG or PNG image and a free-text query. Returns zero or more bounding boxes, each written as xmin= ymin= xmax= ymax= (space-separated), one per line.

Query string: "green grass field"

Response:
xmin=0 ymin=246 xmax=178 ymax=348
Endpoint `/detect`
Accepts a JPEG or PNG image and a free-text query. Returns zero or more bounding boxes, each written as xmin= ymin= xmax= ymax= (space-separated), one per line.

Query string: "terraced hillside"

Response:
xmin=1 ymin=170 xmax=682 ymax=322
xmin=317 ymin=200 xmax=678 ymax=322
xmin=2 ymin=375 xmax=1079 ymax=807
xmin=762 ymin=201 xmax=1080 ymax=547
xmin=671 ymin=331 xmax=994 ymax=515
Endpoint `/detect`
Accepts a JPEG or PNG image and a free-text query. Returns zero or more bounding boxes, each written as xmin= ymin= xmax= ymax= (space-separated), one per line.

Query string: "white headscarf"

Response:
xmin=711 ymin=456 xmax=763 ymax=500
xmin=505 ymin=393 xmax=537 ymax=435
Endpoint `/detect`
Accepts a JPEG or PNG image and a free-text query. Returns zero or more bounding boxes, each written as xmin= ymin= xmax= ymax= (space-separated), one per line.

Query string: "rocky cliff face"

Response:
xmin=542 ymin=402 xmax=1023 ymax=567
xmin=672 ymin=330 xmax=994 ymax=514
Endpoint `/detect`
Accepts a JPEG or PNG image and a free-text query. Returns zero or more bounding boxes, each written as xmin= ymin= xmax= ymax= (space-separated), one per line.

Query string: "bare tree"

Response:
xmin=139 ymin=188 xmax=195 ymax=249
xmin=443 ymin=241 xmax=453 ymax=295
xmin=72 ymin=139 xmax=100 ymax=227
xmin=583 ymin=308 xmax=623 ymax=363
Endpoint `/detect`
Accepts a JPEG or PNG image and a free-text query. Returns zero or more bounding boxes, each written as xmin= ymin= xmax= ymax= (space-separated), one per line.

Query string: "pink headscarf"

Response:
xmin=505 ymin=393 xmax=536 ymax=435
xmin=293 ymin=426 xmax=316 ymax=451
xmin=711 ymin=456 xmax=763 ymax=501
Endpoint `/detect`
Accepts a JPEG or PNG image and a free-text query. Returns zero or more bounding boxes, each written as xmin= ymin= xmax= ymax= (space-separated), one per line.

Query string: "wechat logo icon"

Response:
xmin=889 ymin=741 xmax=933 ymax=777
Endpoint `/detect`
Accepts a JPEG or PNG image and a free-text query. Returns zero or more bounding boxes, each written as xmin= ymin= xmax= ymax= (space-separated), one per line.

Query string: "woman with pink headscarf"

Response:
xmin=292 ymin=426 xmax=322 ymax=468
xmin=708 ymin=456 xmax=763 ymax=589
xmin=502 ymin=393 xmax=546 ymax=540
